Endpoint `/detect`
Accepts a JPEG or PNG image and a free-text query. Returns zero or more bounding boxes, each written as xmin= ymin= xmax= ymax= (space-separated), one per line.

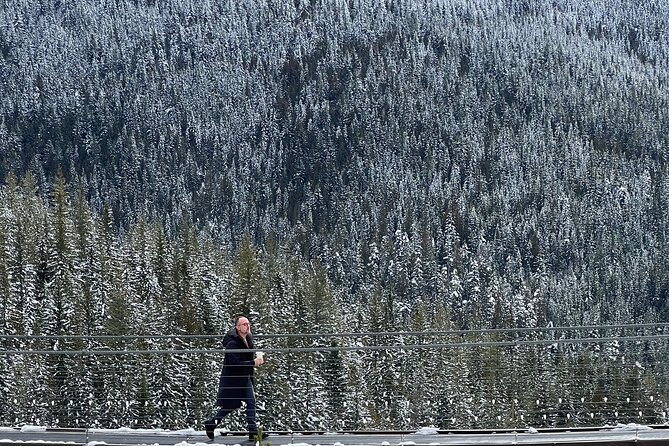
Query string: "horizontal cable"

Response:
xmin=1 ymin=333 xmax=669 ymax=355
xmin=0 ymin=322 xmax=667 ymax=341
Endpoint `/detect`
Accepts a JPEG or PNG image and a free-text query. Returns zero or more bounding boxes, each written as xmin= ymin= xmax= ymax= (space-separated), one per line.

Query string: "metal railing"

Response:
xmin=0 ymin=324 xmax=668 ymax=431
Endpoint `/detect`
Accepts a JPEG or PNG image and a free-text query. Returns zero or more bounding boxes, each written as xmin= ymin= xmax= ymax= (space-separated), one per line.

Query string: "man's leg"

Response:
xmin=244 ymin=378 xmax=258 ymax=435
xmin=244 ymin=380 xmax=268 ymax=440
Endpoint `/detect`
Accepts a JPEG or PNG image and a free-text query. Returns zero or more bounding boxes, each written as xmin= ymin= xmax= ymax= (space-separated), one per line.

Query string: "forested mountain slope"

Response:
xmin=2 ymin=0 xmax=669 ymax=334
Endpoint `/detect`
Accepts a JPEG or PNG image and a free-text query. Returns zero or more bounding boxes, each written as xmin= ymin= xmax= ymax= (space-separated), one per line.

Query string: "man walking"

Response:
xmin=204 ymin=316 xmax=268 ymax=440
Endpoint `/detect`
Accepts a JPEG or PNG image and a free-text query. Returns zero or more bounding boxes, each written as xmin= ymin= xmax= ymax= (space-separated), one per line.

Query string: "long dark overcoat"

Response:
xmin=216 ymin=328 xmax=256 ymax=409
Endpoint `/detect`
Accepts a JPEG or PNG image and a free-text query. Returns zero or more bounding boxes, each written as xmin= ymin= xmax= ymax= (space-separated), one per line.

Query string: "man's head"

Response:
xmin=235 ymin=316 xmax=251 ymax=337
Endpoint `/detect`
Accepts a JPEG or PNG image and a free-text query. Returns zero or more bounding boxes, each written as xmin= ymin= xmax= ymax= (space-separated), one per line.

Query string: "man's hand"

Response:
xmin=254 ymin=357 xmax=264 ymax=366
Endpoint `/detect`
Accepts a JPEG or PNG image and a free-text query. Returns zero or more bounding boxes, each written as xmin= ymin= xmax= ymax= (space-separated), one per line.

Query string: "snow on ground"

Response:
xmin=610 ymin=423 xmax=654 ymax=431
xmin=1 ymin=423 xmax=665 ymax=446
xmin=19 ymin=427 xmax=47 ymax=433
xmin=414 ymin=427 xmax=439 ymax=435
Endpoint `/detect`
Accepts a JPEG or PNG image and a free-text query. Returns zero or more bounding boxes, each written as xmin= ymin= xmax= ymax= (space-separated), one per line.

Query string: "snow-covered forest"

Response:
xmin=1 ymin=0 xmax=669 ymax=430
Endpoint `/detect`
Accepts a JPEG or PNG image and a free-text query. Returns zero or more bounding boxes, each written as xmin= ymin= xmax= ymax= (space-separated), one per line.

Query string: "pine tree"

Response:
xmin=231 ymin=233 xmax=265 ymax=320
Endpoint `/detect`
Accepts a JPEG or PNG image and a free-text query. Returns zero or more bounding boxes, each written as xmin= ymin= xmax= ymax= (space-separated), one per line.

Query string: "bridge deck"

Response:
xmin=2 ymin=427 xmax=669 ymax=446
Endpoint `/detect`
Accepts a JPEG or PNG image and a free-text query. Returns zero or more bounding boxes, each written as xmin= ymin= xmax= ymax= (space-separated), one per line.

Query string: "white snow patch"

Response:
xmin=612 ymin=423 xmax=652 ymax=431
xmin=20 ymin=426 xmax=47 ymax=433
xmin=89 ymin=428 xmax=168 ymax=435
xmin=415 ymin=427 xmax=439 ymax=435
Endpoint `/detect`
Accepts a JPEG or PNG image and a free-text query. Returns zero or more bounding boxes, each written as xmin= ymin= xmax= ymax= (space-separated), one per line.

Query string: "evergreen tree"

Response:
xmin=230 ymin=233 xmax=265 ymax=320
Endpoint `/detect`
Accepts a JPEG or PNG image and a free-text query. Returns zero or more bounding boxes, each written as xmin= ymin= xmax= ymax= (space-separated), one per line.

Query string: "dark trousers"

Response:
xmin=207 ymin=378 xmax=257 ymax=433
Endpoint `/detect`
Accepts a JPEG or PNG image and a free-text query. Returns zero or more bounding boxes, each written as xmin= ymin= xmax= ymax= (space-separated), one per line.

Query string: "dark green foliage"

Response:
xmin=2 ymin=1 xmax=668 ymax=323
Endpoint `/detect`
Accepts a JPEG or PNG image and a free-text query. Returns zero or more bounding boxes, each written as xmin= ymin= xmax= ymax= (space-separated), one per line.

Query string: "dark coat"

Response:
xmin=216 ymin=327 xmax=256 ymax=409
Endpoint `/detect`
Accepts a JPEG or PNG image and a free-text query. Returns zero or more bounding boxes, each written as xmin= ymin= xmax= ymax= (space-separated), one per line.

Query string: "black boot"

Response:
xmin=204 ymin=421 xmax=216 ymax=440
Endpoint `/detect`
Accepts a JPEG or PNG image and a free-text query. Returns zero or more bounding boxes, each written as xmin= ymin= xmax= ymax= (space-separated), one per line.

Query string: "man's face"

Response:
xmin=236 ymin=317 xmax=251 ymax=336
